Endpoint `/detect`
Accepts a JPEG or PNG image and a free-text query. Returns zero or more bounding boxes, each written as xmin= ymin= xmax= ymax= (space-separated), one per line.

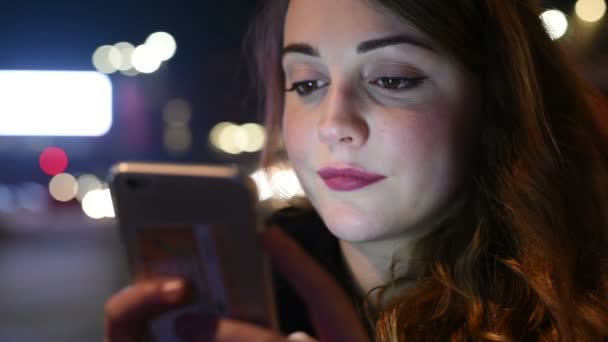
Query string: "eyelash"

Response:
xmin=369 ymin=76 xmax=426 ymax=91
xmin=285 ymin=80 xmax=329 ymax=96
xmin=285 ymin=76 xmax=426 ymax=97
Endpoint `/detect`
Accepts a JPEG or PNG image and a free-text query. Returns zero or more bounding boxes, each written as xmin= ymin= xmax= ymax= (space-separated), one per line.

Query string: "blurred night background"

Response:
xmin=0 ymin=0 xmax=606 ymax=341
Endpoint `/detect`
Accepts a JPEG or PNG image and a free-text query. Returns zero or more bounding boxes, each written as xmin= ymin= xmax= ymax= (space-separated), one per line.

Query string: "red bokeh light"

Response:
xmin=39 ymin=147 xmax=69 ymax=176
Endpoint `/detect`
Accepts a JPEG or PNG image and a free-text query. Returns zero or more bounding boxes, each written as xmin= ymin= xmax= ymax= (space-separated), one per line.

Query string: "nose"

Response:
xmin=317 ymin=84 xmax=369 ymax=148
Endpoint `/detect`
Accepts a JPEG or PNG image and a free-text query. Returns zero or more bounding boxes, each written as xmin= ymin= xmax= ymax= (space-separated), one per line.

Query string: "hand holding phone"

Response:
xmin=107 ymin=162 xmax=277 ymax=341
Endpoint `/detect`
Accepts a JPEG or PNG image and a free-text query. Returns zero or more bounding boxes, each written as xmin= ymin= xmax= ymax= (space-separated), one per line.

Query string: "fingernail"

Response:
xmin=287 ymin=331 xmax=316 ymax=341
xmin=162 ymin=280 xmax=184 ymax=301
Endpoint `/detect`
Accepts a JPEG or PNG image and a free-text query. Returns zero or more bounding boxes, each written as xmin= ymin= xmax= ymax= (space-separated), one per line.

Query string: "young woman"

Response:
xmin=105 ymin=0 xmax=608 ymax=341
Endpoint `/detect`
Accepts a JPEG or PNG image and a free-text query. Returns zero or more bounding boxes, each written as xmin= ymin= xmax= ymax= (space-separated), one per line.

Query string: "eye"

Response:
xmin=369 ymin=76 xmax=426 ymax=91
xmin=285 ymin=80 xmax=329 ymax=96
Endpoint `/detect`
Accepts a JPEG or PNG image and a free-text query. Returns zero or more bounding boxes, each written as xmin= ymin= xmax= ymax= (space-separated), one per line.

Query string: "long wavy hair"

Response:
xmin=245 ymin=0 xmax=608 ymax=340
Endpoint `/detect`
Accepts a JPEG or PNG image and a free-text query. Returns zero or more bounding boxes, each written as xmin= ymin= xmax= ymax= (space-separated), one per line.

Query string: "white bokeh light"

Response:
xmin=131 ymin=44 xmax=162 ymax=74
xmin=92 ymin=45 xmax=121 ymax=74
xmin=232 ymin=125 xmax=250 ymax=153
xmin=209 ymin=122 xmax=266 ymax=154
xmin=82 ymin=188 xmax=115 ymax=219
xmin=76 ymin=174 xmax=102 ymax=202
xmin=218 ymin=124 xmax=243 ymax=154
xmin=249 ymin=168 xmax=305 ymax=200
xmin=209 ymin=122 xmax=234 ymax=149
xmin=49 ymin=173 xmax=78 ymax=202
xmin=240 ymin=123 xmax=266 ymax=153
xmin=540 ymin=9 xmax=569 ymax=40
xmin=250 ymin=170 xmax=273 ymax=201
xmin=145 ymin=32 xmax=177 ymax=61
xmin=270 ymin=169 xmax=305 ymax=199
xmin=114 ymin=42 xmax=136 ymax=71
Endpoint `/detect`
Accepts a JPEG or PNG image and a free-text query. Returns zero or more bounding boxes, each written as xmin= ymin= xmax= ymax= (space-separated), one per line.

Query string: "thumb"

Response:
xmin=260 ymin=226 xmax=370 ymax=342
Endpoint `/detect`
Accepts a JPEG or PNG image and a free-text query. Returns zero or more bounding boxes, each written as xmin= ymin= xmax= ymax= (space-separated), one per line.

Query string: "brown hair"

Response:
xmin=246 ymin=0 xmax=608 ymax=340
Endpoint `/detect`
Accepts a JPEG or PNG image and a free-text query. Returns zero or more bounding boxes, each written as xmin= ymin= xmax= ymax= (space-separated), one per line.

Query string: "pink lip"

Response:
xmin=317 ymin=167 xmax=387 ymax=191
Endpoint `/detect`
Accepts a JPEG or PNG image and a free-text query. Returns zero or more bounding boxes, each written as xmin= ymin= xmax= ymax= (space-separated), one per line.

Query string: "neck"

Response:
xmin=337 ymin=191 xmax=469 ymax=305
xmin=338 ymin=232 xmax=423 ymax=306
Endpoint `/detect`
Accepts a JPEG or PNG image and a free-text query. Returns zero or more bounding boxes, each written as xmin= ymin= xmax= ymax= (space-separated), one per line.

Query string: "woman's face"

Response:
xmin=281 ymin=0 xmax=480 ymax=242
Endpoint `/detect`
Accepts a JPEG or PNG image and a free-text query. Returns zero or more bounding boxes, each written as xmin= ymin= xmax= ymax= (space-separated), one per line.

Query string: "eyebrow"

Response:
xmin=357 ymin=34 xmax=434 ymax=53
xmin=282 ymin=43 xmax=320 ymax=57
xmin=282 ymin=34 xmax=434 ymax=58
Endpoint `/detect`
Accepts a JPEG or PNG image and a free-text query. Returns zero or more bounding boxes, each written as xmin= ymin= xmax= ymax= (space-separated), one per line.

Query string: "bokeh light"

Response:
xmin=92 ymin=45 xmax=121 ymax=74
xmin=249 ymin=168 xmax=305 ymax=200
xmin=218 ymin=124 xmax=244 ymax=154
xmin=131 ymin=44 xmax=162 ymax=74
xmin=76 ymin=174 xmax=103 ymax=202
xmin=231 ymin=125 xmax=250 ymax=153
xmin=82 ymin=188 xmax=114 ymax=219
xmin=209 ymin=122 xmax=234 ymax=149
xmin=164 ymin=126 xmax=192 ymax=153
xmin=540 ymin=9 xmax=569 ymax=40
xmin=113 ymin=42 xmax=136 ymax=71
xmin=163 ymin=98 xmax=192 ymax=126
xmin=39 ymin=147 xmax=69 ymax=176
xmin=575 ymin=0 xmax=607 ymax=22
xmin=240 ymin=123 xmax=266 ymax=152
xmin=209 ymin=122 xmax=266 ymax=155
xmin=269 ymin=169 xmax=305 ymax=199
xmin=145 ymin=32 xmax=177 ymax=61
xmin=49 ymin=173 xmax=78 ymax=202
xmin=250 ymin=170 xmax=273 ymax=201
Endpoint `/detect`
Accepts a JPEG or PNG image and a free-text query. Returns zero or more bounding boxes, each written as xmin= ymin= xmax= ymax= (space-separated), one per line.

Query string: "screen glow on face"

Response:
xmin=0 ymin=70 xmax=113 ymax=136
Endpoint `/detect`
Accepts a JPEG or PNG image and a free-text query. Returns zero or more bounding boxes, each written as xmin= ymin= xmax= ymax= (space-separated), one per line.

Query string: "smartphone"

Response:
xmin=108 ymin=162 xmax=277 ymax=340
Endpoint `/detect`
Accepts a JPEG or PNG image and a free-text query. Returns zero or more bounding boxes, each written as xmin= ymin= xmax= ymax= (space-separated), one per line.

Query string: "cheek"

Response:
xmin=376 ymin=112 xmax=436 ymax=161
xmin=282 ymin=106 xmax=315 ymax=164
xmin=377 ymin=108 xmax=467 ymax=182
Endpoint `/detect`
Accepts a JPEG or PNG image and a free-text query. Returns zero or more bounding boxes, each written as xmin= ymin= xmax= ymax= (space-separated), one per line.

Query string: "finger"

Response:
xmin=104 ymin=277 xmax=187 ymax=341
xmin=260 ymin=227 xmax=369 ymax=342
xmin=287 ymin=331 xmax=318 ymax=341
xmin=174 ymin=313 xmax=284 ymax=342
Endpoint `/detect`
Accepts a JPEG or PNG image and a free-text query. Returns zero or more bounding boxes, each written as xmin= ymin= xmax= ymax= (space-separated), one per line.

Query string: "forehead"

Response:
xmin=283 ymin=0 xmax=429 ymax=49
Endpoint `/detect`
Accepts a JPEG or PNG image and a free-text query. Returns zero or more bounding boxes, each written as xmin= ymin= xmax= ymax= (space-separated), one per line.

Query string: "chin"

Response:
xmin=316 ymin=204 xmax=387 ymax=242
xmin=303 ymin=183 xmax=396 ymax=241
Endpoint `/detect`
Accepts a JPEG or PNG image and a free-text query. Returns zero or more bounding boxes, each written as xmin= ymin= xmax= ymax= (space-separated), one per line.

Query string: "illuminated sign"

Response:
xmin=0 ymin=70 xmax=112 ymax=136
